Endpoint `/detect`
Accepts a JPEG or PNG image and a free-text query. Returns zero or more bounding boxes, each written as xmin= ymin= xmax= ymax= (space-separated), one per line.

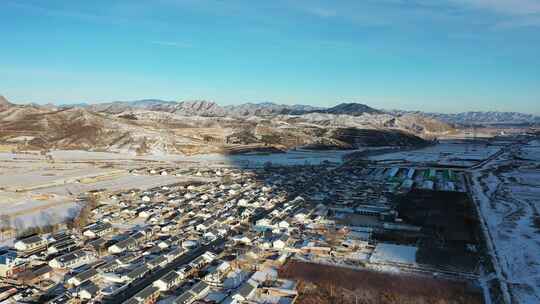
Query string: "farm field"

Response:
xmin=369 ymin=141 xmax=502 ymax=167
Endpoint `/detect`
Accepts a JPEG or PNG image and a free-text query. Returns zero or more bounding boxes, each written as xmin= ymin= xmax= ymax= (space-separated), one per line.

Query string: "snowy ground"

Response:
xmin=0 ymin=149 xmax=353 ymax=236
xmin=178 ymin=149 xmax=354 ymax=167
xmin=1 ymin=148 xmax=353 ymax=167
xmin=369 ymin=141 xmax=501 ymax=167
xmin=470 ymin=139 xmax=540 ymax=304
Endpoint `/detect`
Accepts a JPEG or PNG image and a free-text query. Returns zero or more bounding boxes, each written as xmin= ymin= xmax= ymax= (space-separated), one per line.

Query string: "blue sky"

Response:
xmin=1 ymin=0 xmax=539 ymax=114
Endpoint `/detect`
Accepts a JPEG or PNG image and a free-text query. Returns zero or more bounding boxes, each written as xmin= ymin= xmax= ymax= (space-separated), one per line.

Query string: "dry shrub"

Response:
xmin=279 ymin=261 xmax=483 ymax=304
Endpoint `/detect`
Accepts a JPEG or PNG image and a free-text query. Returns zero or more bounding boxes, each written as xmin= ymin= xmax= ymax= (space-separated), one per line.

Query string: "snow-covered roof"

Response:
xmin=369 ymin=243 xmax=417 ymax=265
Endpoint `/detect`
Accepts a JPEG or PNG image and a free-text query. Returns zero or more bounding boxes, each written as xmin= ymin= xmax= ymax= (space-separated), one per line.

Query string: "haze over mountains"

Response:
xmin=0 ymin=95 xmax=537 ymax=155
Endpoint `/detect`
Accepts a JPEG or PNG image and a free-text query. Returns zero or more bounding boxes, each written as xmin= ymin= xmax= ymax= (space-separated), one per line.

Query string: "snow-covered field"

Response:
xmin=470 ymin=140 xmax=540 ymax=304
xmin=1 ymin=148 xmax=353 ymax=166
xmin=369 ymin=141 xmax=501 ymax=167
xmin=32 ymin=174 xmax=211 ymax=196
xmin=0 ymin=148 xmax=352 ymax=237
xmin=179 ymin=149 xmax=353 ymax=167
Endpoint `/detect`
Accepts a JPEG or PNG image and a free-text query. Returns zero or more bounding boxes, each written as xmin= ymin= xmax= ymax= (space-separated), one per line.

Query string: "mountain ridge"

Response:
xmin=390 ymin=109 xmax=540 ymax=125
xmin=0 ymin=95 xmax=451 ymax=155
xmin=4 ymin=95 xmax=537 ymax=124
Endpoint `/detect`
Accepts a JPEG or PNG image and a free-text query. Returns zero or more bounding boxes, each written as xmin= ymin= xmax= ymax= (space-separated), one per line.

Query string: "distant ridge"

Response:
xmin=80 ymin=99 xmax=381 ymax=117
xmin=223 ymin=102 xmax=322 ymax=116
xmin=4 ymin=95 xmax=537 ymax=124
xmin=315 ymin=102 xmax=382 ymax=116
xmin=390 ymin=109 xmax=540 ymax=125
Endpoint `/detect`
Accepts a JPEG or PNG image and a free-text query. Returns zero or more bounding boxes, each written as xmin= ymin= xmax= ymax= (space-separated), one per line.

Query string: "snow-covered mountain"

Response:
xmin=430 ymin=111 xmax=540 ymax=125
xmin=390 ymin=110 xmax=540 ymax=125
xmin=82 ymin=99 xmax=382 ymax=117
xmin=0 ymin=95 xmax=13 ymax=110
xmin=1 ymin=95 xmax=452 ymax=155
xmin=223 ymin=102 xmax=322 ymax=116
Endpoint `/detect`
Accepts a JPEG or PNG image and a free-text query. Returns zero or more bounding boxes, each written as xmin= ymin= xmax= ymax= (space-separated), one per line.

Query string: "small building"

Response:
xmin=108 ymin=237 xmax=137 ymax=254
xmin=16 ymin=264 xmax=53 ymax=285
xmin=47 ymin=238 xmax=77 ymax=255
xmin=49 ymin=250 xmax=95 ymax=269
xmin=191 ymin=281 xmax=210 ymax=297
xmin=131 ymin=285 xmax=160 ymax=304
xmin=165 ymin=248 xmax=185 ymax=262
xmin=153 ymin=270 xmax=183 ymax=291
xmin=122 ymin=265 xmax=149 ymax=282
xmin=173 ymin=291 xmax=196 ymax=304
xmin=78 ymin=281 xmax=99 ymax=300
xmin=148 ymin=256 xmax=168 ymax=270
xmin=87 ymin=238 xmax=108 ymax=255
xmin=67 ymin=268 xmax=98 ymax=287
xmin=0 ymin=251 xmax=23 ymax=277
xmin=232 ymin=280 xmax=258 ymax=302
xmin=272 ymin=235 xmax=289 ymax=250
xmin=14 ymin=235 xmax=47 ymax=254
xmin=83 ymin=222 xmax=113 ymax=239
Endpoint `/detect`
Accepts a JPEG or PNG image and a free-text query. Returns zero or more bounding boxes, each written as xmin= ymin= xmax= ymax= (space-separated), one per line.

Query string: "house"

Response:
xmin=15 ymin=264 xmax=53 ymax=285
xmin=165 ymin=248 xmax=185 ymax=262
xmin=201 ymin=251 xmax=217 ymax=263
xmin=190 ymin=281 xmax=210 ymax=298
xmin=173 ymin=291 xmax=196 ymax=304
xmin=130 ymin=285 xmax=160 ymax=304
xmin=117 ymin=252 xmax=139 ymax=266
xmin=122 ymin=265 xmax=149 ymax=282
xmin=97 ymin=259 xmax=120 ymax=273
xmin=177 ymin=265 xmax=194 ymax=279
xmin=0 ymin=251 xmax=23 ymax=277
xmin=48 ymin=230 xmax=72 ymax=243
xmin=148 ymin=256 xmax=168 ymax=270
xmin=293 ymin=209 xmax=309 ymax=222
xmin=83 ymin=222 xmax=113 ymax=239
xmin=189 ymin=256 xmax=207 ymax=270
xmin=47 ymin=292 xmax=74 ymax=304
xmin=223 ymin=270 xmax=249 ymax=289
xmin=203 ymin=231 xmax=217 ymax=242
xmin=232 ymin=235 xmax=252 ymax=245
xmin=108 ymin=237 xmax=137 ymax=254
xmin=67 ymin=268 xmax=98 ymax=286
xmin=78 ymin=281 xmax=99 ymax=300
xmin=139 ymin=209 xmax=154 ymax=218
xmin=277 ymin=220 xmax=290 ymax=229
xmin=153 ymin=270 xmax=183 ymax=291
xmin=47 ymin=238 xmax=77 ymax=255
xmin=272 ymin=235 xmax=289 ymax=250
xmin=157 ymin=239 xmax=171 ymax=249
xmin=232 ymin=280 xmax=258 ymax=302
xmin=196 ymin=223 xmax=209 ymax=232
xmin=132 ymin=231 xmax=147 ymax=243
xmin=49 ymin=250 xmax=96 ymax=269
xmin=203 ymin=261 xmax=231 ymax=286
xmin=250 ymin=268 xmax=278 ymax=284
xmin=255 ymin=218 xmax=273 ymax=232
xmin=14 ymin=235 xmax=47 ymax=254
xmin=87 ymin=238 xmax=108 ymax=255
xmin=182 ymin=240 xmax=199 ymax=250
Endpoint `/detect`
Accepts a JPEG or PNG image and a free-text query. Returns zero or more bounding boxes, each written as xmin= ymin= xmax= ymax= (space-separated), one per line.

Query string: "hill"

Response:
xmin=1 ymin=97 xmax=455 ymax=155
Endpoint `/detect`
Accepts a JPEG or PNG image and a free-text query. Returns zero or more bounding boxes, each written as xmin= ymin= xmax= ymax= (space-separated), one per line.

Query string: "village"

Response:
xmin=0 ymin=153 xmax=491 ymax=304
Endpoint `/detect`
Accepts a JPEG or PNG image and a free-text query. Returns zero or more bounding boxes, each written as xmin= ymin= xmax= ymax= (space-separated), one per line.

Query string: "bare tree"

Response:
xmin=0 ymin=214 xmax=11 ymax=230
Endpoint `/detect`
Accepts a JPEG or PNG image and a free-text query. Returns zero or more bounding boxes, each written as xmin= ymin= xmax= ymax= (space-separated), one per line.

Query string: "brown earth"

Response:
xmin=279 ymin=260 xmax=483 ymax=304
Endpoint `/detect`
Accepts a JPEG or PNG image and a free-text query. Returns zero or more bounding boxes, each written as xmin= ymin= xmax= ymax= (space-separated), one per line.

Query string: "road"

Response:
xmin=463 ymin=141 xmax=523 ymax=304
